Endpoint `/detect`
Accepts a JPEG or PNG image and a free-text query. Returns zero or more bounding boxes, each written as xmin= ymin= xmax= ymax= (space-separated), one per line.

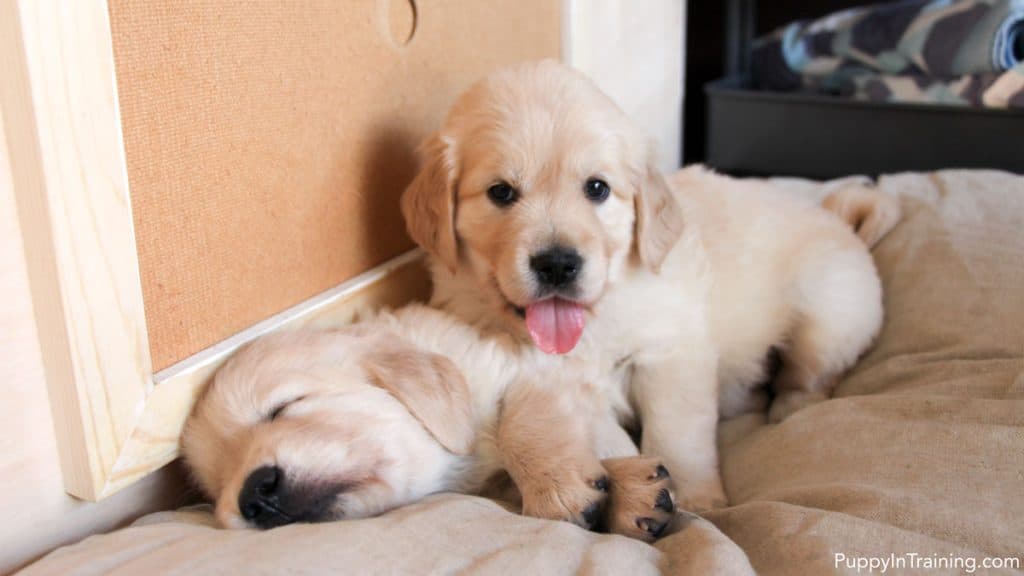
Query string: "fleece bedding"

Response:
xmin=20 ymin=170 xmax=1024 ymax=576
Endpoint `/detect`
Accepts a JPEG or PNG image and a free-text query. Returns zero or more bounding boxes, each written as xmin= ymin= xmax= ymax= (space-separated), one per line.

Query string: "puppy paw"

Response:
xmin=601 ymin=457 xmax=676 ymax=542
xmin=518 ymin=460 xmax=609 ymax=530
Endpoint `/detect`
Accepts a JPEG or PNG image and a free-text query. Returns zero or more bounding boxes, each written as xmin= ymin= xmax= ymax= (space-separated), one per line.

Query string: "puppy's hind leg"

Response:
xmin=770 ymin=248 xmax=883 ymax=423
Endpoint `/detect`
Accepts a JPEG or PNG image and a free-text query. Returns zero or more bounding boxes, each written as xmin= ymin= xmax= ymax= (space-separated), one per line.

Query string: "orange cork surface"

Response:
xmin=109 ymin=1 xmax=560 ymax=370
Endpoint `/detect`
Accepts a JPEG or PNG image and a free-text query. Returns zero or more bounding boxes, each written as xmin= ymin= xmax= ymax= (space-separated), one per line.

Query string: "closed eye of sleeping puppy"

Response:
xmin=182 ymin=304 xmax=678 ymax=542
xmin=401 ymin=59 xmax=901 ymax=512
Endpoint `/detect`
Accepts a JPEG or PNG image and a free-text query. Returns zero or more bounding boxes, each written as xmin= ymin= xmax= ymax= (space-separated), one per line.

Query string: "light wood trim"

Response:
xmin=2 ymin=0 xmax=151 ymax=501
xmin=2 ymin=0 xmax=431 ymax=500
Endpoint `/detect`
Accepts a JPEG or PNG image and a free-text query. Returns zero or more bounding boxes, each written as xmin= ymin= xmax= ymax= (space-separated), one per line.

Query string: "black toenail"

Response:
xmin=582 ymin=501 xmax=603 ymax=529
xmin=652 ymin=465 xmax=669 ymax=480
xmin=637 ymin=517 xmax=668 ymax=538
xmin=593 ymin=476 xmax=609 ymax=492
xmin=655 ymin=488 xmax=674 ymax=513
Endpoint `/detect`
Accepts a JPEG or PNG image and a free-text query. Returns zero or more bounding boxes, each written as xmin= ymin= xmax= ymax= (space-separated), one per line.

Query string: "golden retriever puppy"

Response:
xmin=401 ymin=60 xmax=899 ymax=512
xmin=182 ymin=305 xmax=677 ymax=542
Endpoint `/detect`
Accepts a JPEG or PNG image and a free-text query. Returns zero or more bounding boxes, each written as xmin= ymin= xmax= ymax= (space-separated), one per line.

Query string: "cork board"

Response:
xmin=109 ymin=1 xmax=561 ymax=370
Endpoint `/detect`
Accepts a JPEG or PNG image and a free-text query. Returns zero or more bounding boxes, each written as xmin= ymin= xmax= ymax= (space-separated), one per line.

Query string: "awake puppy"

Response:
xmin=401 ymin=60 xmax=900 ymax=511
xmin=182 ymin=305 xmax=677 ymax=542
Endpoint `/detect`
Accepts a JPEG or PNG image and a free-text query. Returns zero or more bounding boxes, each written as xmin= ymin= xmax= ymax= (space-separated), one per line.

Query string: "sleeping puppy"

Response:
xmin=182 ymin=304 xmax=677 ymax=542
xmin=401 ymin=60 xmax=900 ymax=511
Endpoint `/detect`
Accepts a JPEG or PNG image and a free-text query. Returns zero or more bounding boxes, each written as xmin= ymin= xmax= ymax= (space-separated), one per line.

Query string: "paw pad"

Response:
xmin=651 ymin=465 xmax=669 ymax=480
xmin=655 ymin=488 xmax=674 ymax=513
xmin=636 ymin=517 xmax=669 ymax=538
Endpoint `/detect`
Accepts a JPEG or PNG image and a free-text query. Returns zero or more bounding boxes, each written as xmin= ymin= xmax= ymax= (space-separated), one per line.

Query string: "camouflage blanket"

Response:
xmin=751 ymin=0 xmax=1024 ymax=108
xmin=842 ymin=62 xmax=1024 ymax=106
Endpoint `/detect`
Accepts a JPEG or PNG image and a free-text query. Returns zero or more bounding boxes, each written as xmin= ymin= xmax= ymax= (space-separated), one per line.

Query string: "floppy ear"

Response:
xmin=401 ymin=133 xmax=459 ymax=272
xmin=634 ymin=158 xmax=684 ymax=272
xmin=362 ymin=343 xmax=474 ymax=455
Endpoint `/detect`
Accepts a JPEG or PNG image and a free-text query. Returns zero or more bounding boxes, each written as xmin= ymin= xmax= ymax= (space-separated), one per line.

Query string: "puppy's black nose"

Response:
xmin=238 ymin=466 xmax=293 ymax=529
xmin=530 ymin=246 xmax=583 ymax=288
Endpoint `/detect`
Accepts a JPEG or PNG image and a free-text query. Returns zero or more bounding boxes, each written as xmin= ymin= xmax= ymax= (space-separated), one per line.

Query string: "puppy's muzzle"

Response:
xmin=238 ymin=465 xmax=338 ymax=529
xmin=529 ymin=246 xmax=583 ymax=291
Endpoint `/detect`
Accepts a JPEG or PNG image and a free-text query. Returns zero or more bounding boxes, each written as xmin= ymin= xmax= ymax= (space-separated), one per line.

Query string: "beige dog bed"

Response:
xmin=20 ymin=170 xmax=1024 ymax=576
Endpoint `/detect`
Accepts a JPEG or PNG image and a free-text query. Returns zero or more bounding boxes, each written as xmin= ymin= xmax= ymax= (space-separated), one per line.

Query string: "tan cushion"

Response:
xmin=20 ymin=495 xmax=756 ymax=575
xmin=712 ymin=170 xmax=1024 ymax=575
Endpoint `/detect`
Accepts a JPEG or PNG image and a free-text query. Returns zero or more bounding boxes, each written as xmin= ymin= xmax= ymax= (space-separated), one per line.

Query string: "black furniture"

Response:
xmin=684 ymin=0 xmax=1024 ymax=178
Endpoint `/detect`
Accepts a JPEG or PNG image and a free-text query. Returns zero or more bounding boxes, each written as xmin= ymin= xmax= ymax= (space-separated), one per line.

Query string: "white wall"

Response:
xmin=0 ymin=107 xmax=187 ymax=574
xmin=566 ymin=0 xmax=686 ymax=172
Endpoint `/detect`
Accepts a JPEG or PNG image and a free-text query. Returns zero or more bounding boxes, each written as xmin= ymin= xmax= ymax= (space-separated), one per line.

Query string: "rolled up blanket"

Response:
xmin=752 ymin=0 xmax=1024 ymax=92
xmin=984 ymin=61 xmax=1024 ymax=105
xmin=841 ymin=62 xmax=1024 ymax=107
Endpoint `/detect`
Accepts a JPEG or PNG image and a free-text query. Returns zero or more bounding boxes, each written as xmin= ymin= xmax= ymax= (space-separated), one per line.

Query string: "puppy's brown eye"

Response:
xmin=487 ymin=181 xmax=518 ymax=207
xmin=584 ymin=178 xmax=610 ymax=203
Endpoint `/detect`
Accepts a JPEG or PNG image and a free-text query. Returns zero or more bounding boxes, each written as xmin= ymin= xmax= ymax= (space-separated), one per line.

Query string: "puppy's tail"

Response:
xmin=822 ymin=183 xmax=901 ymax=249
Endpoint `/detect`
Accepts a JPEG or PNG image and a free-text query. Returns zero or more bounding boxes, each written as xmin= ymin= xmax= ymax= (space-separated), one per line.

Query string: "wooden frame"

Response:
xmin=2 ymin=0 xmax=429 ymax=501
xmin=3 ymin=0 xmax=151 ymax=501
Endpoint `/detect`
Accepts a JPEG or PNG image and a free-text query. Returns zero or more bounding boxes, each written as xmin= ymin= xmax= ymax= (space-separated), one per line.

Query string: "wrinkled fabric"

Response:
xmin=752 ymin=0 xmax=1024 ymax=108
xmin=17 ymin=497 xmax=753 ymax=576
xmin=720 ymin=169 xmax=1024 ymax=575
xmin=837 ymin=63 xmax=1024 ymax=107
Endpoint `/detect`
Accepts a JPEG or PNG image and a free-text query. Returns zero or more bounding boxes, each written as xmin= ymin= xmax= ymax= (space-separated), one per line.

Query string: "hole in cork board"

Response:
xmin=381 ymin=0 xmax=418 ymax=47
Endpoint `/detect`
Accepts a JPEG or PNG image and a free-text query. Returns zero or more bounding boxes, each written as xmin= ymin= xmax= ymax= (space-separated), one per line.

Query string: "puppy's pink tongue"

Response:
xmin=525 ymin=298 xmax=586 ymax=355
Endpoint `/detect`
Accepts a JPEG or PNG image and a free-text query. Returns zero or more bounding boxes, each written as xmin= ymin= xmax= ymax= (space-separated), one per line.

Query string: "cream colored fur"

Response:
xmin=182 ymin=305 xmax=675 ymax=541
xmin=402 ymin=60 xmax=899 ymax=511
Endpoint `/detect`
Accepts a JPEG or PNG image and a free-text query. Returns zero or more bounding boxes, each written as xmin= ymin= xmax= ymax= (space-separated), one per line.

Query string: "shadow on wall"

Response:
xmin=357 ymin=121 xmax=421 ymax=261
xmin=351 ymin=60 xmax=462 ymax=270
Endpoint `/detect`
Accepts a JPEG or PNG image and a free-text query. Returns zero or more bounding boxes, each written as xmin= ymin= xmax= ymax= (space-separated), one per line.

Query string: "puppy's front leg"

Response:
xmin=497 ymin=379 xmax=610 ymax=530
xmin=632 ymin=341 xmax=727 ymax=513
